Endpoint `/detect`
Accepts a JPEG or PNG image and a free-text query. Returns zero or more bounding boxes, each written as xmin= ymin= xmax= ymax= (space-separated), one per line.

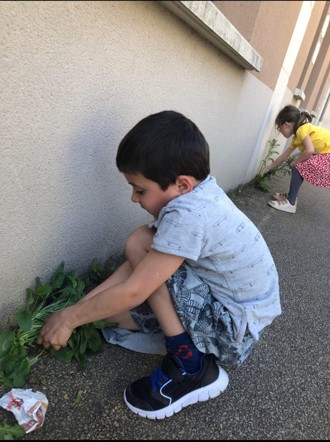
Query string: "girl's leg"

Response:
xmin=287 ymin=166 xmax=304 ymax=205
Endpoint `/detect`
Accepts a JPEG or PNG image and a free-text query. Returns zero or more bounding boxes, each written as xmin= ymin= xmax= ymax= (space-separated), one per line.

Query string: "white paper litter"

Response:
xmin=0 ymin=388 xmax=48 ymax=434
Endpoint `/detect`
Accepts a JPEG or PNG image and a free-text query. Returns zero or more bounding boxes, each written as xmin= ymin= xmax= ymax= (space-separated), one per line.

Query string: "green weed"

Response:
xmin=0 ymin=257 xmax=118 ymax=389
xmin=254 ymin=138 xmax=294 ymax=192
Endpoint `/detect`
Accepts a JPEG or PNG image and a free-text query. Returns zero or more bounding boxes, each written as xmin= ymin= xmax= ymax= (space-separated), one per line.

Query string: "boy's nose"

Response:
xmin=131 ymin=193 xmax=139 ymax=203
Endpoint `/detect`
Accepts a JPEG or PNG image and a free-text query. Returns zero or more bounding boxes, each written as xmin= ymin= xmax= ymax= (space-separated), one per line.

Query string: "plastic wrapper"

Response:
xmin=0 ymin=388 xmax=48 ymax=433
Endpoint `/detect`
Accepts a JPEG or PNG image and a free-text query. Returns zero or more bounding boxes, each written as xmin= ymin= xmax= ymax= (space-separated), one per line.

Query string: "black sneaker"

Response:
xmin=123 ymin=353 xmax=229 ymax=419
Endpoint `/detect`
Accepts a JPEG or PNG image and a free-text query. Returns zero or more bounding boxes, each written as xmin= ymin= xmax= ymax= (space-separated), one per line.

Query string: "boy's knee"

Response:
xmin=125 ymin=225 xmax=154 ymax=257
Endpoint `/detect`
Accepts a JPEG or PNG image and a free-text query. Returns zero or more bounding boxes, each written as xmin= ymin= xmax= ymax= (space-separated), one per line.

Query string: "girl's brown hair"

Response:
xmin=275 ymin=105 xmax=312 ymax=133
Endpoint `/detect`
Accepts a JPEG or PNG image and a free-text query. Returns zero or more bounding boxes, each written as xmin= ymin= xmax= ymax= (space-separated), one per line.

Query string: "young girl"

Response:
xmin=265 ymin=105 xmax=330 ymax=213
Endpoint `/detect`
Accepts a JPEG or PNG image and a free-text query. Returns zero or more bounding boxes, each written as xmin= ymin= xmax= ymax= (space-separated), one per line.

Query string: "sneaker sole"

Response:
xmin=123 ymin=365 xmax=229 ymax=420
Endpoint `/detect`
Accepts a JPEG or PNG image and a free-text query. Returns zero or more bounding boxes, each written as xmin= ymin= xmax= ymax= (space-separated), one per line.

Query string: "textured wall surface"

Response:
xmin=0 ymin=1 xmax=271 ymax=323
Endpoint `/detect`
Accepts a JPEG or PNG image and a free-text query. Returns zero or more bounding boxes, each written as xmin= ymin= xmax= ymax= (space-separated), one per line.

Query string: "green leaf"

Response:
xmin=67 ymin=274 xmax=78 ymax=288
xmin=75 ymin=280 xmax=85 ymax=297
xmin=72 ymin=331 xmax=80 ymax=351
xmin=35 ymin=277 xmax=42 ymax=289
xmin=0 ymin=345 xmax=28 ymax=378
xmin=36 ymin=285 xmax=52 ymax=298
xmin=78 ymin=334 xmax=87 ymax=355
xmin=93 ymin=320 xmax=113 ymax=329
xmin=0 ymin=423 xmax=26 ymax=440
xmin=49 ymin=347 xmax=75 ymax=364
xmin=88 ymin=258 xmax=105 ymax=279
xmin=15 ymin=309 xmax=32 ymax=333
xmin=82 ymin=325 xmax=92 ymax=340
xmin=254 ymin=176 xmax=270 ymax=192
xmin=58 ymin=287 xmax=77 ymax=299
xmin=26 ymin=288 xmax=37 ymax=307
xmin=0 ymin=330 xmax=15 ymax=358
xmin=87 ymin=329 xmax=103 ymax=353
xmin=51 ymin=262 xmax=66 ymax=290
xmin=12 ymin=371 xmax=29 ymax=388
xmin=67 ymin=335 xmax=76 ymax=350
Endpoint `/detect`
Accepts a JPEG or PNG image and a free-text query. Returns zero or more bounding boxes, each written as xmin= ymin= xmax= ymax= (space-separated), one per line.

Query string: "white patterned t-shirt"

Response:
xmin=149 ymin=175 xmax=281 ymax=341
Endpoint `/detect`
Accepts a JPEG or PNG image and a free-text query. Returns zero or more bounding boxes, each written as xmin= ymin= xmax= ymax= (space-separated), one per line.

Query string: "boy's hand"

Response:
xmin=36 ymin=309 xmax=74 ymax=350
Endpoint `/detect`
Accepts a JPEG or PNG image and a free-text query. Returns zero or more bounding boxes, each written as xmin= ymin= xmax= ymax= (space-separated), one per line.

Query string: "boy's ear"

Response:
xmin=175 ymin=176 xmax=195 ymax=194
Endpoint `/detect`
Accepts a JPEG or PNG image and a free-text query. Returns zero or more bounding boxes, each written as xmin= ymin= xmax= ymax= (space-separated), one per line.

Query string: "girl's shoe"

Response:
xmin=272 ymin=192 xmax=298 ymax=203
xmin=272 ymin=192 xmax=288 ymax=200
xmin=268 ymin=198 xmax=297 ymax=213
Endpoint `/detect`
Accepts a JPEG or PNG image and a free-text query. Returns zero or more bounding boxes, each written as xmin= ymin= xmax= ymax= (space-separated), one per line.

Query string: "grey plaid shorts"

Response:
xmin=130 ymin=263 xmax=256 ymax=367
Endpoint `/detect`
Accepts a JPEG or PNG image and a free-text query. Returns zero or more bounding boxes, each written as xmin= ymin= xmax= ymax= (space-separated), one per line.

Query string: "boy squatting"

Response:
xmin=37 ymin=110 xmax=281 ymax=419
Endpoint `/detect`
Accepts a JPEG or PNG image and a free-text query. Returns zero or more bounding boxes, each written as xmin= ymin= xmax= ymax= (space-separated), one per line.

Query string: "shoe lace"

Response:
xmin=150 ymin=367 xmax=170 ymax=391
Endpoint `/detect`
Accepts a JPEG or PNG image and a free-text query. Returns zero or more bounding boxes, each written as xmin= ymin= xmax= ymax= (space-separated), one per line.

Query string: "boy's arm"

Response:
xmin=37 ymin=250 xmax=185 ymax=350
xmin=77 ymin=261 xmax=132 ymax=303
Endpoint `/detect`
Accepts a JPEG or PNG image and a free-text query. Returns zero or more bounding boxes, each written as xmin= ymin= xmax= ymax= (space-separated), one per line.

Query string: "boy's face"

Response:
xmin=123 ymin=173 xmax=179 ymax=217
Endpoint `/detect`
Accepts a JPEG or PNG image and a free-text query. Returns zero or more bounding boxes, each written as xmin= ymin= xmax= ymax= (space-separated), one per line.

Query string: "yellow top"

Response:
xmin=290 ymin=123 xmax=330 ymax=154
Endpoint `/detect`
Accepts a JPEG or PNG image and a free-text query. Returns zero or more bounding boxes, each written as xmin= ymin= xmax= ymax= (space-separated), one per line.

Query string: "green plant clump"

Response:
xmin=0 ymin=258 xmax=118 ymax=388
xmin=254 ymin=138 xmax=294 ymax=192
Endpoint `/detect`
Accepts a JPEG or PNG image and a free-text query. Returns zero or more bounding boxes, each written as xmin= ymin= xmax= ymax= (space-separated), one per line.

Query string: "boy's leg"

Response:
xmin=125 ymin=226 xmax=214 ymax=370
xmin=125 ymin=226 xmax=185 ymax=336
xmin=123 ymin=226 xmax=229 ymax=419
xmin=125 ymin=226 xmax=200 ymax=354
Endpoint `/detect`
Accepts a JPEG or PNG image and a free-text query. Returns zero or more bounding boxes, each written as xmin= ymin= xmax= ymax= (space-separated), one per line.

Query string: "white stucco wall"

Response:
xmin=0 ymin=1 xmax=272 ymax=323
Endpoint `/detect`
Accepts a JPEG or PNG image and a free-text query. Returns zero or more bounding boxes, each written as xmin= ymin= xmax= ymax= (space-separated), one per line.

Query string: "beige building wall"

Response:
xmin=288 ymin=0 xmax=328 ymax=93
xmin=289 ymin=1 xmax=330 ymax=115
xmin=303 ymin=24 xmax=330 ymax=112
xmin=0 ymin=1 xmax=272 ymax=323
xmin=213 ymin=1 xmax=303 ymax=91
xmin=214 ymin=1 xmax=330 ymax=124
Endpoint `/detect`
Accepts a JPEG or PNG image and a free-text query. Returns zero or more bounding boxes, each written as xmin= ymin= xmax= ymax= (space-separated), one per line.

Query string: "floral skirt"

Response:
xmin=295 ymin=153 xmax=330 ymax=187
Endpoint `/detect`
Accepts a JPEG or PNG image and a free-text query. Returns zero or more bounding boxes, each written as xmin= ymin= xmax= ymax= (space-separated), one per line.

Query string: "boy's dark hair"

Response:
xmin=275 ymin=105 xmax=312 ymax=133
xmin=116 ymin=110 xmax=210 ymax=190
